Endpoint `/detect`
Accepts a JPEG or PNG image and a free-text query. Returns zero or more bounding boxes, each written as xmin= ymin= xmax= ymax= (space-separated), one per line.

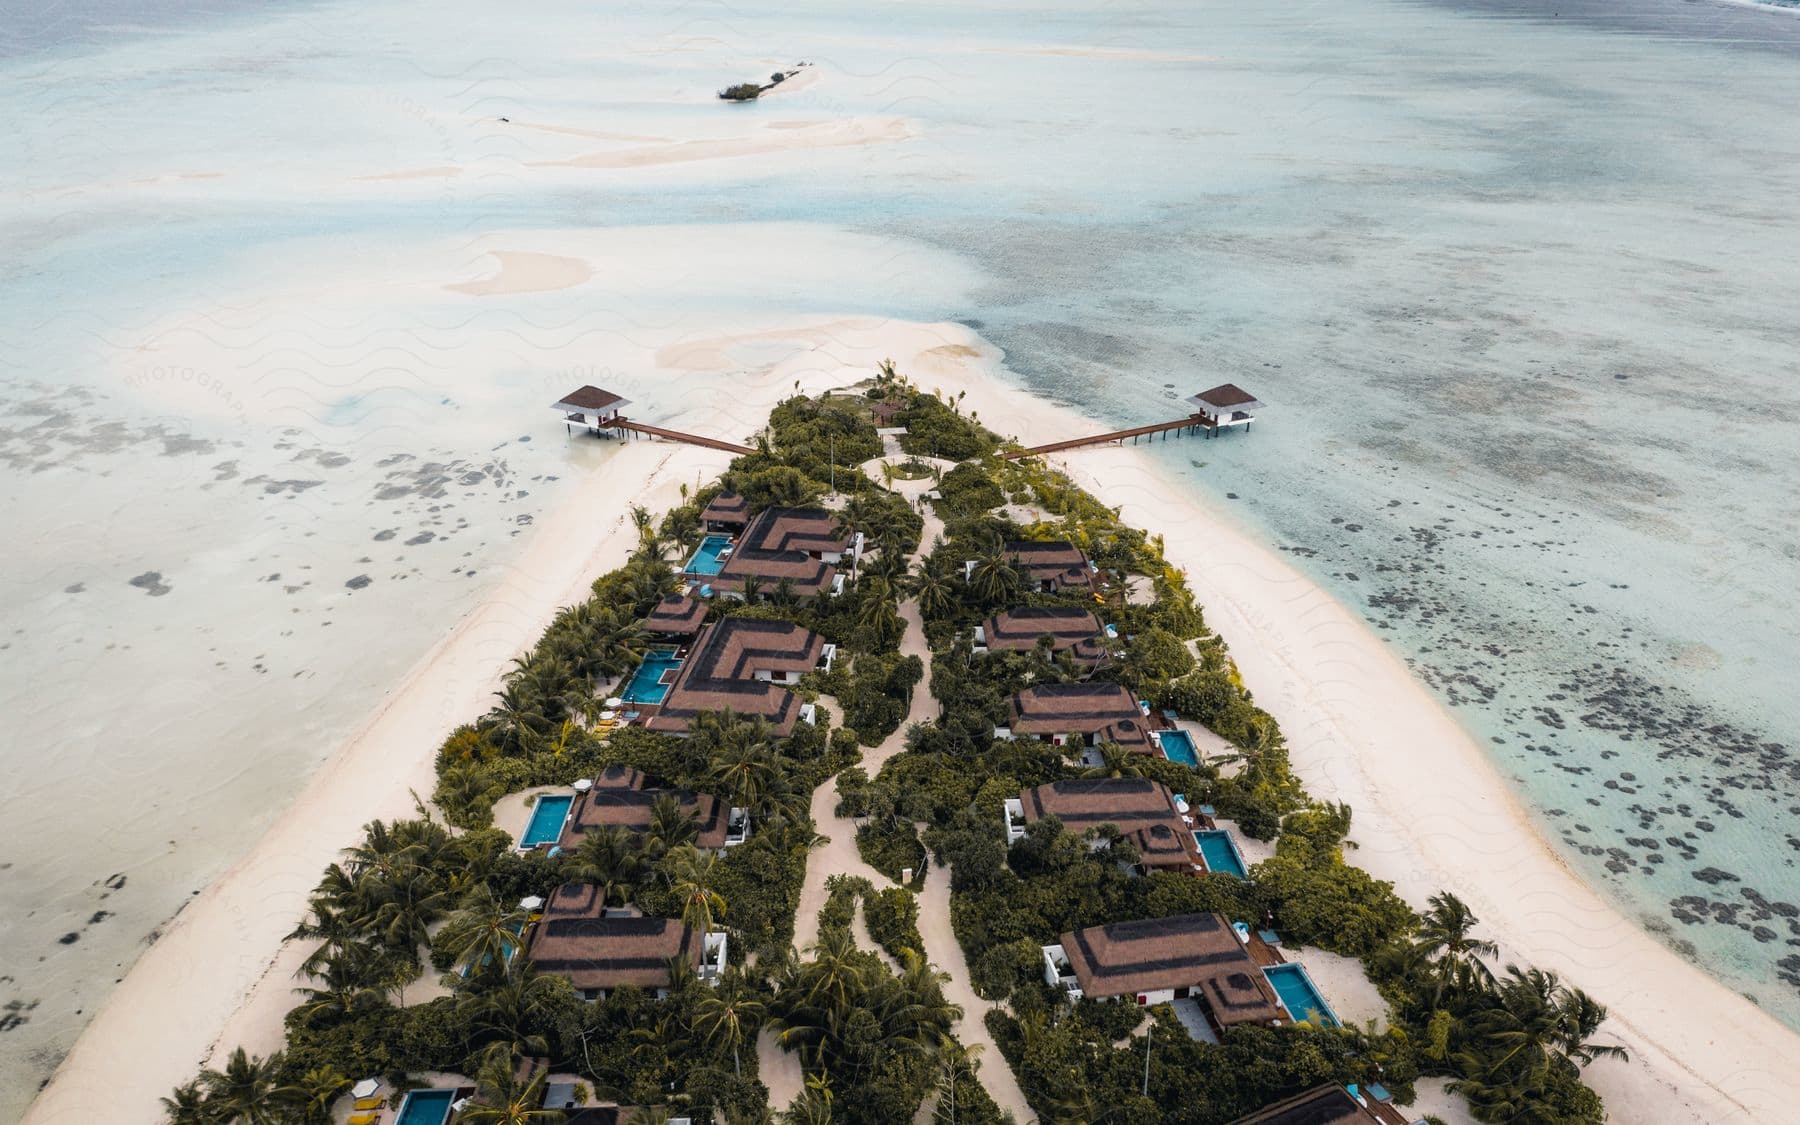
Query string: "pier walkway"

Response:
xmin=608 ymin=417 xmax=755 ymax=456
xmin=1006 ymin=412 xmax=1244 ymax=458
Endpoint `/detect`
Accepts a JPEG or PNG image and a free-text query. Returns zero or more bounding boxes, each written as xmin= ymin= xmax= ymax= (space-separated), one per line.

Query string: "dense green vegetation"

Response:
xmin=169 ymin=375 xmax=1618 ymax=1125
xmin=853 ymin=375 xmax=1621 ymax=1125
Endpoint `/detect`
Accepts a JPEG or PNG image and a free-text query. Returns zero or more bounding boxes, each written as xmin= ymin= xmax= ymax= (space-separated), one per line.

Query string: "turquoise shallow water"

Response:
xmin=3 ymin=0 xmax=1798 ymax=1111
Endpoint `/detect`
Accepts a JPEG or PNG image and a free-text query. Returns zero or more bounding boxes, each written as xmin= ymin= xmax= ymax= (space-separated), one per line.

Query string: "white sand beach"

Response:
xmin=28 ymin=316 xmax=1800 ymax=1124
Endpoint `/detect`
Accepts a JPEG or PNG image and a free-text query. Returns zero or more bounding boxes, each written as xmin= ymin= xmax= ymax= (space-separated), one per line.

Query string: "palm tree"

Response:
xmin=274 ymin=1066 xmax=351 ymax=1125
xmin=197 ymin=1048 xmax=281 ymax=1125
xmin=160 ymin=1079 xmax=211 ymax=1124
xmin=968 ymin=541 xmax=1021 ymax=606
xmin=694 ymin=966 xmax=766 ymax=1076
xmin=934 ymin=1036 xmax=984 ymax=1125
xmin=291 ymin=940 xmax=400 ymax=1024
xmin=486 ymin=680 xmax=550 ymax=754
xmin=630 ymin=503 xmax=656 ymax=550
xmin=909 ymin=557 xmax=957 ymax=619
xmin=1079 ymin=740 xmax=1146 ymax=779
xmin=1454 ymin=966 xmax=1628 ymax=1111
xmin=457 ymin=972 xmax=562 ymax=1060
xmin=1417 ymin=892 xmax=1499 ymax=973
xmin=711 ymin=739 xmax=780 ymax=813
xmin=738 ymin=573 xmax=764 ymax=604
xmin=645 ymin=795 xmax=700 ymax=864
xmin=437 ymin=885 xmax=531 ymax=981
xmin=782 ymin=1073 xmax=834 ymax=1125
xmin=668 ymin=844 xmax=728 ymax=934
xmin=567 ymin=824 xmax=643 ymax=907
xmin=462 ymin=1046 xmax=560 ymax=1124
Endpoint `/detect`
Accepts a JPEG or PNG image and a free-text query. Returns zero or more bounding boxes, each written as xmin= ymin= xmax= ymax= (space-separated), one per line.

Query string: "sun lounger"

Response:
xmin=353 ymin=1095 xmax=384 ymax=1110
xmin=348 ymin=1113 xmax=379 ymax=1125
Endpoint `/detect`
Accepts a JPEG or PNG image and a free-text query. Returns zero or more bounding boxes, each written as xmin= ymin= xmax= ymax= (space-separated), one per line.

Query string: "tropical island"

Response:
xmin=158 ymin=366 xmax=1624 ymax=1124
xmin=718 ymin=65 xmax=811 ymax=103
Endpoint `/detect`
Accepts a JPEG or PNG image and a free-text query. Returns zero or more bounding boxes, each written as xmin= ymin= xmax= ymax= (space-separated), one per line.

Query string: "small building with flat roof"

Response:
xmin=644 ymin=594 xmax=708 ymax=637
xmin=979 ymin=606 xmax=1108 ymax=665
xmin=526 ymin=882 xmax=724 ymax=1000
xmin=557 ymin=765 xmax=747 ymax=852
xmin=1004 ymin=682 xmax=1151 ymax=751
xmin=554 ymin=386 xmax=631 ymax=433
xmin=700 ymin=490 xmax=750 ymax=533
xmin=1042 ymin=911 xmax=1285 ymax=1029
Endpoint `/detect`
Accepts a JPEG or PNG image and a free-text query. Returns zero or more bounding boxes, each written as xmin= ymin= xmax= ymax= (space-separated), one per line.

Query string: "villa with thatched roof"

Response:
xmin=979 ymin=605 xmax=1109 ymax=666
xmin=1005 ymin=777 xmax=1201 ymax=873
xmin=643 ymin=594 xmax=708 ymax=637
xmin=526 ymin=882 xmax=725 ymax=1000
xmin=1041 ymin=912 xmax=1284 ymax=1027
xmin=642 ymin=619 xmax=827 ymax=736
xmin=1004 ymin=777 xmax=1188 ymax=842
xmin=1004 ymin=682 xmax=1151 ymax=750
xmin=556 ymin=765 xmax=747 ymax=852
xmin=709 ymin=507 xmax=853 ymax=600
xmin=700 ymin=490 xmax=750 ymax=533
xmin=1228 ymin=1083 xmax=1415 ymax=1125
xmin=1004 ymin=540 xmax=1095 ymax=593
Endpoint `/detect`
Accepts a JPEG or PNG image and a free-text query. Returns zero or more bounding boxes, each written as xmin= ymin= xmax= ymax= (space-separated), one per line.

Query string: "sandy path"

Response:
xmin=914 ymin=861 xmax=1034 ymax=1121
xmin=777 ymin=481 xmax=1033 ymax=1119
xmin=24 ymin=440 xmax=732 ymax=1124
xmin=754 ymin=1026 xmax=803 ymax=1111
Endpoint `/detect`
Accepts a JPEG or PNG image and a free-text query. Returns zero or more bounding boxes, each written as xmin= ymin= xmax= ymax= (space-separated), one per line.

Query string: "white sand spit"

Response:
xmin=532 ymin=117 xmax=915 ymax=171
xmin=446 ymin=250 xmax=593 ymax=296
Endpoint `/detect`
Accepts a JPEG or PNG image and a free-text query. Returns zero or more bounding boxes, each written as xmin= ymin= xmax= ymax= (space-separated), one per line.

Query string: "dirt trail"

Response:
xmin=770 ymin=469 xmax=1034 ymax=1120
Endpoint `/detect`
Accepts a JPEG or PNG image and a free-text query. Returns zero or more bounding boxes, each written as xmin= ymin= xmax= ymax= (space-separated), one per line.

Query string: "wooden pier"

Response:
xmin=1006 ymin=414 xmax=1238 ymax=459
xmin=1005 ymin=383 xmax=1264 ymax=460
xmin=609 ymin=417 xmax=755 ymax=456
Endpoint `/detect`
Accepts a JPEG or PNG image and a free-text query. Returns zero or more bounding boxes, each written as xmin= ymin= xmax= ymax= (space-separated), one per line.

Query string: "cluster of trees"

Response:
xmin=1373 ymin=894 xmax=1620 ymax=1123
xmin=715 ymin=395 xmax=883 ymax=508
xmin=848 ymin=426 xmax=1621 ymax=1123
xmin=891 ymin=386 xmax=997 ymax=462
xmin=766 ymin=882 xmax=1002 ymax=1124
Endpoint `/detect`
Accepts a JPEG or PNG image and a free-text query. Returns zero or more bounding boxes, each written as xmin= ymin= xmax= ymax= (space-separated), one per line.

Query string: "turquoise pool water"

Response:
xmin=520 ymin=793 xmax=572 ymax=848
xmin=1158 ymin=729 xmax=1199 ymax=766
xmin=685 ymin=534 xmax=732 ymax=576
xmin=395 ymin=1089 xmax=454 ymax=1125
xmin=1266 ymin=963 xmax=1338 ymax=1027
xmin=622 ymin=648 xmax=682 ymax=704
xmin=1193 ymin=829 xmax=1248 ymax=879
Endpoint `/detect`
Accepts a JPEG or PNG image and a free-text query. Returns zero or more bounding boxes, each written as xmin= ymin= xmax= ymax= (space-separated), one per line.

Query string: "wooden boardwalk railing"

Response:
xmin=611 ymin=417 xmax=755 ymax=456
xmin=1006 ymin=414 xmax=1216 ymax=459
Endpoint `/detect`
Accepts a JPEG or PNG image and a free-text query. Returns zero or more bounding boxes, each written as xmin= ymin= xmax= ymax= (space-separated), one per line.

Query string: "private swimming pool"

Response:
xmin=1193 ymin=829 xmax=1248 ymax=879
xmin=622 ymin=647 xmax=682 ymax=704
xmin=520 ymin=793 xmax=573 ymax=848
xmin=1266 ymin=963 xmax=1338 ymax=1027
xmin=685 ymin=534 xmax=733 ymax=576
xmin=394 ymin=1089 xmax=455 ymax=1125
xmin=1158 ymin=729 xmax=1200 ymax=766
